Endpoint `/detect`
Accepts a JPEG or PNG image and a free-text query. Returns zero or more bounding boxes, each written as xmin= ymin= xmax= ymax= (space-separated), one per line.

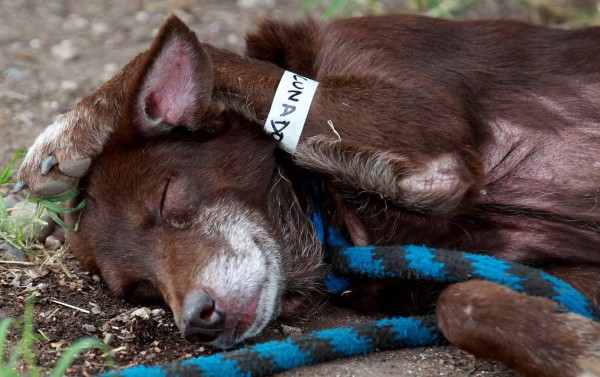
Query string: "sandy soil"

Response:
xmin=0 ymin=1 xmax=596 ymax=376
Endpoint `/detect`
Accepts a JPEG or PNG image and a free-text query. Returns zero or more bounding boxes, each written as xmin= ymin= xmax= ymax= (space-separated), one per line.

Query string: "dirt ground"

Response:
xmin=0 ymin=1 xmax=597 ymax=376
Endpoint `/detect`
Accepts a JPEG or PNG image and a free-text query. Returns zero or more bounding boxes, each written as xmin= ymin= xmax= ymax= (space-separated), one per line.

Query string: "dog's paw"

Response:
xmin=17 ymin=111 xmax=107 ymax=197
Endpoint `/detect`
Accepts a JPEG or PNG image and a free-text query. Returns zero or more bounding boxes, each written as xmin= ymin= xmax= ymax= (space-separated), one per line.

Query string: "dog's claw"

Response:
xmin=33 ymin=180 xmax=72 ymax=197
xmin=40 ymin=156 xmax=58 ymax=176
xmin=12 ymin=182 xmax=28 ymax=194
xmin=59 ymin=157 xmax=92 ymax=178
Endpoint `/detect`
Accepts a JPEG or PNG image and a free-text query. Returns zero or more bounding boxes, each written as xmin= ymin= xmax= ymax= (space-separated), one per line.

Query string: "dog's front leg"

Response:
xmin=17 ymin=52 xmax=147 ymax=196
xmin=294 ymin=138 xmax=481 ymax=214
xmin=208 ymin=45 xmax=483 ymax=214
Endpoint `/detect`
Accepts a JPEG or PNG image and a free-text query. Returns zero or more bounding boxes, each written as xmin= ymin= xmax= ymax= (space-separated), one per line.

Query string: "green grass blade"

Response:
xmin=0 ymin=149 xmax=25 ymax=185
xmin=37 ymin=201 xmax=72 ymax=214
xmin=46 ymin=210 xmax=72 ymax=231
xmin=50 ymin=337 xmax=114 ymax=377
xmin=0 ymin=318 xmax=14 ymax=367
xmin=31 ymin=199 xmax=84 ymax=214
xmin=39 ymin=199 xmax=85 ymax=232
xmin=29 ymin=190 xmax=80 ymax=204
xmin=21 ymin=297 xmax=40 ymax=377
xmin=29 ymin=194 xmax=86 ymax=232
xmin=0 ymin=366 xmax=19 ymax=377
xmin=0 ymin=197 xmax=8 ymax=224
xmin=72 ymin=208 xmax=84 ymax=232
xmin=6 ymin=341 xmax=22 ymax=371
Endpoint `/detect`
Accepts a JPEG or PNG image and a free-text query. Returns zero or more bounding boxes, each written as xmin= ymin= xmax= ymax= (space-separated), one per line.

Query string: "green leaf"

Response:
xmin=0 ymin=149 xmax=25 ymax=185
xmin=37 ymin=201 xmax=73 ymax=214
xmin=43 ymin=199 xmax=85 ymax=232
xmin=46 ymin=210 xmax=72 ymax=231
xmin=27 ymin=193 xmax=86 ymax=232
xmin=29 ymin=190 xmax=80 ymax=204
xmin=32 ymin=196 xmax=86 ymax=213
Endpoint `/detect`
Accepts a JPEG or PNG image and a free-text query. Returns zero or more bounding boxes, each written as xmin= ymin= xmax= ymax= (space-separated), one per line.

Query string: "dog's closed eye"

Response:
xmin=159 ymin=178 xmax=171 ymax=219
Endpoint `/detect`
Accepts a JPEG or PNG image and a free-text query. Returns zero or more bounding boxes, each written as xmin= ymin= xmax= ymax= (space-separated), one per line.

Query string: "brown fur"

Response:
xmin=19 ymin=14 xmax=600 ymax=376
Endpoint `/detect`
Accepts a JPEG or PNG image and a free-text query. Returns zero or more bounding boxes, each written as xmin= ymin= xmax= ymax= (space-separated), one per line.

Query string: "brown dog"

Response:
xmin=18 ymin=14 xmax=600 ymax=376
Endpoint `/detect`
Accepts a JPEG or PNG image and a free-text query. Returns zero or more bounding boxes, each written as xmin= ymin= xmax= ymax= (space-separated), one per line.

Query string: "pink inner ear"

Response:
xmin=142 ymin=37 xmax=200 ymax=127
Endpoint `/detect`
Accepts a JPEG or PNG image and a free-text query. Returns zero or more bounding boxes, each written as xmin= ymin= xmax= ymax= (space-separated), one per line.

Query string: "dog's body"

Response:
xmin=18 ymin=14 xmax=600 ymax=376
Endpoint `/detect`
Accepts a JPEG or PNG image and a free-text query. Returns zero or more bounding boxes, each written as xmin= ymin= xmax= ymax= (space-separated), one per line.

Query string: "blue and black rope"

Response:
xmin=100 ymin=242 xmax=599 ymax=377
xmin=102 ymin=315 xmax=441 ymax=377
xmin=329 ymin=244 xmax=599 ymax=320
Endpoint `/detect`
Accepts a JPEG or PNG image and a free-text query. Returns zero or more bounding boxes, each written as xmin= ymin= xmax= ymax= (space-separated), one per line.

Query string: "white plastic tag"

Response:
xmin=264 ymin=71 xmax=319 ymax=154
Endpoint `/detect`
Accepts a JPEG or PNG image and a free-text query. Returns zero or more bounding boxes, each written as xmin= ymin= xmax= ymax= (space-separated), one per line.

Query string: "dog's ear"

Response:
xmin=123 ymin=14 xmax=219 ymax=137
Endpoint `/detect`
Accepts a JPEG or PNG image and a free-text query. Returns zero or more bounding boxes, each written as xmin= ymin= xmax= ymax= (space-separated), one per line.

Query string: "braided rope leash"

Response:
xmin=102 ymin=315 xmax=441 ymax=377
xmin=329 ymin=244 xmax=600 ymax=320
xmin=99 ymin=244 xmax=599 ymax=377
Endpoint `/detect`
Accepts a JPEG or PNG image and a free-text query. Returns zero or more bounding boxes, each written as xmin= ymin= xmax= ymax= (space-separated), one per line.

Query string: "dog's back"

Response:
xmin=247 ymin=15 xmax=600 ymax=274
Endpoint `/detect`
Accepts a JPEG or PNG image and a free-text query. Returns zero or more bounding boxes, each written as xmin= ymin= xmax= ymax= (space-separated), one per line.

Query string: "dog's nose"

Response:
xmin=181 ymin=289 xmax=225 ymax=342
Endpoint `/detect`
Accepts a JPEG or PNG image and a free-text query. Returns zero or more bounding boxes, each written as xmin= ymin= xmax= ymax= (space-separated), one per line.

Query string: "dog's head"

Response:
xmin=66 ymin=16 xmax=324 ymax=348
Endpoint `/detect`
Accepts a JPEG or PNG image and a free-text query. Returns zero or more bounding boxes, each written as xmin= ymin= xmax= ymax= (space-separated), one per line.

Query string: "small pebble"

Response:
xmin=4 ymin=68 xmax=24 ymax=81
xmin=151 ymin=308 xmax=165 ymax=318
xmin=131 ymin=307 xmax=151 ymax=320
xmin=59 ymin=80 xmax=79 ymax=91
xmin=91 ymin=306 xmax=101 ymax=315
xmin=2 ymin=194 xmax=20 ymax=209
xmin=62 ymin=16 xmax=89 ymax=31
xmin=44 ymin=235 xmax=63 ymax=251
xmin=134 ymin=11 xmax=149 ymax=22
xmin=92 ymin=274 xmax=102 ymax=282
xmin=51 ymin=39 xmax=78 ymax=61
xmin=281 ymin=324 xmax=302 ymax=336
xmin=8 ymin=201 xmax=54 ymax=242
xmin=237 ymin=0 xmax=275 ymax=8
xmin=92 ymin=21 xmax=110 ymax=35
xmin=207 ymin=21 xmax=220 ymax=34
xmin=0 ymin=242 xmax=27 ymax=262
xmin=82 ymin=324 xmax=96 ymax=332
xmin=29 ymin=38 xmax=41 ymax=49
xmin=103 ymin=333 xmax=115 ymax=345
xmin=8 ymin=41 xmax=25 ymax=51
xmin=102 ymin=62 xmax=119 ymax=81
xmin=103 ymin=62 xmax=118 ymax=74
